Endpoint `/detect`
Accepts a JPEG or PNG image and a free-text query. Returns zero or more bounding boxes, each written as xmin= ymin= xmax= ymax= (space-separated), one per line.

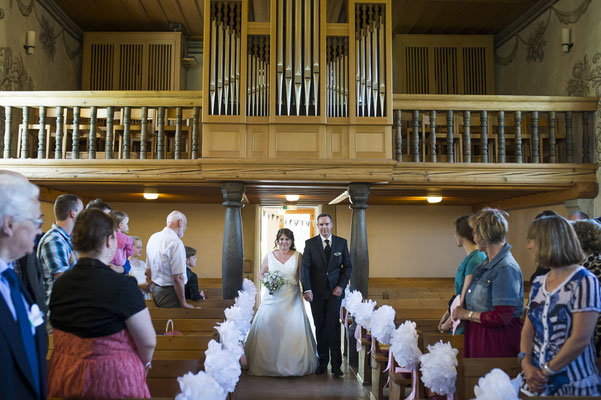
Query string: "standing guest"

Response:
xmin=0 ymin=172 xmax=47 ymax=400
xmin=452 ymin=207 xmax=524 ymax=358
xmin=48 ymin=209 xmax=156 ymax=399
xmin=146 ymin=211 xmax=194 ymax=308
xmin=438 ymin=215 xmax=486 ymax=334
xmin=110 ymin=210 xmax=134 ymax=274
xmin=85 ymin=198 xmax=112 ymax=214
xmin=129 ymin=236 xmax=151 ymax=300
xmin=519 ymin=215 xmax=600 ymax=396
xmin=184 ymin=246 xmax=204 ymax=301
xmin=568 ymin=210 xmax=589 ymax=221
xmin=301 ymin=213 xmax=352 ymax=377
xmin=529 ymin=210 xmax=560 ymax=283
xmin=570 ymin=219 xmax=601 ymax=354
xmin=37 ymin=194 xmax=83 ymax=307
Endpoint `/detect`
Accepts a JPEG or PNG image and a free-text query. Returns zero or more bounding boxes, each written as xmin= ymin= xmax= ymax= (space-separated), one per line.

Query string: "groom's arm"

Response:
xmin=336 ymin=239 xmax=352 ymax=289
xmin=301 ymin=239 xmax=312 ymax=299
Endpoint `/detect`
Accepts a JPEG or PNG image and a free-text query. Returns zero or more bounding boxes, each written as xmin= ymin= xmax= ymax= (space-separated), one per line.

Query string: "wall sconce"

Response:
xmin=561 ymin=28 xmax=573 ymax=53
xmin=24 ymin=31 xmax=36 ymax=55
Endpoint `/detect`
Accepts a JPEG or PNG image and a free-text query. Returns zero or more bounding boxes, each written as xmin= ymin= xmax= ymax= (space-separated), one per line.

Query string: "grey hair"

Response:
xmin=0 ymin=172 xmax=40 ymax=221
xmin=166 ymin=210 xmax=186 ymax=225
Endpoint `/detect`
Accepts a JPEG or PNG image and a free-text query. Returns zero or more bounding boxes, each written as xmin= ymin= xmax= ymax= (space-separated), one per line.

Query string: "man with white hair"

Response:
xmin=146 ymin=210 xmax=194 ymax=308
xmin=0 ymin=171 xmax=47 ymax=399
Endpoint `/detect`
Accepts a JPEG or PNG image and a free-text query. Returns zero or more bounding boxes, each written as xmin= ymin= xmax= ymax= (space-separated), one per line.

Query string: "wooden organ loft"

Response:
xmin=0 ymin=0 xmax=598 ymax=213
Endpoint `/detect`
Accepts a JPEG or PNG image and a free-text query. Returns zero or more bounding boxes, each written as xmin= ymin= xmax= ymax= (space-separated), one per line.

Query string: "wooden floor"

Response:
xmin=233 ymin=361 xmax=371 ymax=400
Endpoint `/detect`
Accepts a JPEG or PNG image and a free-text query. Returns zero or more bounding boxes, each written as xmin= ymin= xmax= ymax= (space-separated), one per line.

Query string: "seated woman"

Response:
xmin=439 ymin=215 xmax=486 ymax=334
xmin=570 ymin=218 xmax=601 ymax=355
xmin=519 ymin=215 xmax=600 ymax=396
xmin=48 ymin=209 xmax=156 ymax=399
xmin=452 ymin=207 xmax=524 ymax=357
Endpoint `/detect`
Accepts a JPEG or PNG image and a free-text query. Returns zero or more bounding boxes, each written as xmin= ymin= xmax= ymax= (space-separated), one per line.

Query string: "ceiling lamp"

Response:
xmin=426 ymin=195 xmax=443 ymax=204
xmin=143 ymin=192 xmax=159 ymax=200
xmin=285 ymin=194 xmax=300 ymax=202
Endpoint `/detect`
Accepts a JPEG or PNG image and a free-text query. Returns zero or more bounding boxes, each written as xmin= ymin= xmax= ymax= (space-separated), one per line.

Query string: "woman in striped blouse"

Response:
xmin=519 ymin=215 xmax=601 ymax=396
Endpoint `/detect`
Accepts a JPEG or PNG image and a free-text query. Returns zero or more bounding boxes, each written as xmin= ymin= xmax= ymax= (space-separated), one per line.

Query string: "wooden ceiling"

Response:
xmin=34 ymin=180 xmax=558 ymax=207
xmin=54 ymin=0 xmax=538 ymax=38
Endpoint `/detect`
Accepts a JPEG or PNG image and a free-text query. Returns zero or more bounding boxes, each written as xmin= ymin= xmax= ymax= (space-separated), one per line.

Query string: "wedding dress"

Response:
xmin=244 ymin=251 xmax=318 ymax=376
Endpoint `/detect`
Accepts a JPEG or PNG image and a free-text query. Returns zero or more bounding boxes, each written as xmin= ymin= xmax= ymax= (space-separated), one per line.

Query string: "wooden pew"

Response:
xmin=459 ymin=358 xmax=520 ymax=400
xmin=145 ymin=298 xmax=235 ymax=309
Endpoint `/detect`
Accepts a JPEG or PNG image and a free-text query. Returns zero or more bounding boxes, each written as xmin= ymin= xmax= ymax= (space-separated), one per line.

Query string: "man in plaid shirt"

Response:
xmin=37 ymin=194 xmax=83 ymax=307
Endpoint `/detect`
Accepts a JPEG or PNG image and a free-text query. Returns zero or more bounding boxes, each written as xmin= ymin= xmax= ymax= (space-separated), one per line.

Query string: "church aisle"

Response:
xmin=233 ymin=362 xmax=371 ymax=399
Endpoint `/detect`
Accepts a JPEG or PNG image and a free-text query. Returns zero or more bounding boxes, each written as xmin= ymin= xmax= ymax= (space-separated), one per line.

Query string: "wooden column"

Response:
xmin=105 ymin=106 xmax=114 ymax=159
xmin=54 ymin=106 xmax=64 ymax=159
xmin=566 ymin=111 xmax=573 ymax=163
xmin=191 ymin=107 xmax=200 ymax=159
xmin=88 ymin=106 xmax=97 ymax=159
xmin=447 ymin=110 xmax=454 ymax=162
xmin=157 ymin=106 xmax=165 ymax=160
xmin=140 ymin=107 xmax=148 ymax=160
xmin=515 ymin=111 xmax=522 ymax=163
xmin=37 ymin=106 xmax=46 ymax=159
xmin=20 ymin=106 xmax=29 ymax=159
xmin=349 ymin=182 xmax=370 ymax=298
xmin=71 ymin=106 xmax=80 ymax=159
xmin=463 ymin=111 xmax=471 ymax=163
xmin=498 ymin=111 xmax=505 ymax=163
xmin=583 ymin=111 xmax=591 ymax=163
xmin=221 ymin=181 xmax=245 ymax=299
xmin=394 ymin=109 xmax=402 ymax=162
xmin=122 ymin=106 xmax=131 ymax=159
xmin=411 ymin=110 xmax=419 ymax=162
xmin=531 ymin=111 xmax=539 ymax=163
xmin=480 ymin=110 xmax=487 ymax=163
xmin=430 ymin=110 xmax=437 ymax=162
xmin=175 ymin=106 xmax=182 ymax=159
xmin=4 ymin=106 xmax=12 ymax=158
xmin=549 ymin=111 xmax=556 ymax=163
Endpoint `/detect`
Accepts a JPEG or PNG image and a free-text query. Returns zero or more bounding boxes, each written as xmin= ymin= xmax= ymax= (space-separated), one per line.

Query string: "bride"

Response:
xmin=244 ymin=228 xmax=318 ymax=376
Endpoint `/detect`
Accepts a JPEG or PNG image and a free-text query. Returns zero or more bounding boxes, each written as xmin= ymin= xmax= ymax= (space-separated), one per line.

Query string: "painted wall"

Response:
xmin=494 ymin=0 xmax=601 ymax=215
xmin=0 ymin=0 xmax=81 ymax=90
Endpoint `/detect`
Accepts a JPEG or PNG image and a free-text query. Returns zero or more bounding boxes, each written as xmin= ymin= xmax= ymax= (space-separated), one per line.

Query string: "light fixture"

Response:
xmin=328 ymin=190 xmax=349 ymax=205
xmin=561 ymin=28 xmax=573 ymax=53
xmin=24 ymin=31 xmax=36 ymax=55
xmin=285 ymin=194 xmax=300 ymax=202
xmin=426 ymin=196 xmax=443 ymax=204
xmin=143 ymin=192 xmax=159 ymax=200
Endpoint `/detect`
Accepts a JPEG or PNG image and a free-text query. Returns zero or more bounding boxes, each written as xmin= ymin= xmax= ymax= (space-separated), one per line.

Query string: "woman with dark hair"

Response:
xmin=47 ymin=209 xmax=156 ymax=399
xmin=452 ymin=207 xmax=524 ymax=358
xmin=519 ymin=216 xmax=600 ymax=396
xmin=244 ymin=228 xmax=318 ymax=376
xmin=438 ymin=215 xmax=486 ymax=334
xmin=571 ymin=218 xmax=601 ymax=354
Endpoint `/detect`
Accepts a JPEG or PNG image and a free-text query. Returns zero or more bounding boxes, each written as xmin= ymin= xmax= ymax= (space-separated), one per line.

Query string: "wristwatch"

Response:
xmin=517 ymin=352 xmax=526 ymax=364
xmin=542 ymin=362 xmax=557 ymax=375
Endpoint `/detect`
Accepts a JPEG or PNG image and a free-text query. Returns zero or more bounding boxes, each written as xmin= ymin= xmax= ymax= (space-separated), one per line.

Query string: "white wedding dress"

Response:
xmin=244 ymin=251 xmax=318 ymax=376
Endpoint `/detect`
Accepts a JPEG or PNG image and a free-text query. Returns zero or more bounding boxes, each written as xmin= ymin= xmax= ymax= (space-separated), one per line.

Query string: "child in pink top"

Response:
xmin=110 ymin=211 xmax=134 ymax=269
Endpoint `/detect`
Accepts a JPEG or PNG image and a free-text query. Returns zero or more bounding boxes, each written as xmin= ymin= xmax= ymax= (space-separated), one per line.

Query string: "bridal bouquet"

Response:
xmin=262 ymin=270 xmax=286 ymax=295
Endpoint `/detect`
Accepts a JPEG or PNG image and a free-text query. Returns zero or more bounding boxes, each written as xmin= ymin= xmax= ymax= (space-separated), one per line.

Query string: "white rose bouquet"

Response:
xmin=262 ymin=270 xmax=286 ymax=295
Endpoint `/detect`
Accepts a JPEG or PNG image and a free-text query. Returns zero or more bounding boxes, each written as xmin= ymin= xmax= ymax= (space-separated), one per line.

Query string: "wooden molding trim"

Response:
xmin=494 ymin=0 xmax=558 ymax=47
xmin=0 ymin=91 xmax=203 ymax=107
xmin=472 ymin=182 xmax=598 ymax=211
xmin=0 ymin=159 xmax=596 ymax=189
xmin=37 ymin=0 xmax=84 ymax=41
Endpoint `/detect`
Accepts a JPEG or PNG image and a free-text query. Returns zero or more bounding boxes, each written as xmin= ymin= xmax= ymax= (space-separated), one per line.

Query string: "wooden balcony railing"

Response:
xmin=0 ymin=91 xmax=598 ymax=164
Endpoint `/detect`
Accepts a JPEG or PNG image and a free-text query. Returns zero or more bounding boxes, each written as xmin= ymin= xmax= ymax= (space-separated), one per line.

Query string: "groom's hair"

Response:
xmin=317 ymin=212 xmax=332 ymax=222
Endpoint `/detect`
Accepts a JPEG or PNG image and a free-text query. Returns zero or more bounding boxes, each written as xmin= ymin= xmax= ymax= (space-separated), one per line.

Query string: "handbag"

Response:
xmin=161 ymin=319 xmax=182 ymax=336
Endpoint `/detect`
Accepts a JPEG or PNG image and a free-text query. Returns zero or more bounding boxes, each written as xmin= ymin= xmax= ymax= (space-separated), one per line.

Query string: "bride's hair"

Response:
xmin=274 ymin=228 xmax=296 ymax=250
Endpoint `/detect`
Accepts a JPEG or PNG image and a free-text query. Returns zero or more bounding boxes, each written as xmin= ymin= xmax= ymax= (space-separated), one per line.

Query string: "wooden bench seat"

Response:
xmin=145 ymin=298 xmax=235 ymax=309
xmin=149 ymin=307 xmax=226 ymax=319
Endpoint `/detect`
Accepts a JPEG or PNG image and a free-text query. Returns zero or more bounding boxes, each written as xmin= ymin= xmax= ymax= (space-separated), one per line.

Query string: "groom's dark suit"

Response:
xmin=301 ymin=234 xmax=351 ymax=372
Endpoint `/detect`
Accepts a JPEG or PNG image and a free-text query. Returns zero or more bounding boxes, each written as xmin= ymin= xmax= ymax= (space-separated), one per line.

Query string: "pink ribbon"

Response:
xmin=394 ymin=367 xmax=418 ymax=400
xmin=385 ymin=350 xmax=393 ymax=372
xmin=450 ymin=295 xmax=462 ymax=335
xmin=344 ymin=310 xmax=349 ymax=329
xmin=369 ymin=335 xmax=375 ymax=355
xmin=239 ymin=343 xmax=247 ymax=366
xmin=446 ymin=394 xmax=454 ymax=400
xmin=355 ymin=325 xmax=362 ymax=352
xmin=340 ymin=305 xmax=344 ymax=321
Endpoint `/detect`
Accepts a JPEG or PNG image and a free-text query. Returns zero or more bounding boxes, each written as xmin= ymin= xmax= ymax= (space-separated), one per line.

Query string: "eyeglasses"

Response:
xmin=15 ymin=214 xmax=44 ymax=229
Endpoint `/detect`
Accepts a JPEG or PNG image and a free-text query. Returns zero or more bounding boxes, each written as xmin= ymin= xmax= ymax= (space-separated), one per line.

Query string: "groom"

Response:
xmin=302 ymin=213 xmax=352 ymax=377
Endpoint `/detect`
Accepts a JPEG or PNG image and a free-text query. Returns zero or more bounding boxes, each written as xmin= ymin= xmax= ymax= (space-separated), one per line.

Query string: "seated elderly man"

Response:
xmin=0 ymin=170 xmax=47 ymax=399
xmin=146 ymin=210 xmax=195 ymax=308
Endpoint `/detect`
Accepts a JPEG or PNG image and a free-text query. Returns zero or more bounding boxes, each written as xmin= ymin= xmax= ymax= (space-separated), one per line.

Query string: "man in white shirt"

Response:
xmin=146 ymin=211 xmax=194 ymax=308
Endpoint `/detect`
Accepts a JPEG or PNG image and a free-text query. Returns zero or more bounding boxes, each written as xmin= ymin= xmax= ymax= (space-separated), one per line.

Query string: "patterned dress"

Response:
xmin=519 ymin=266 xmax=601 ymax=397
xmin=582 ymin=251 xmax=601 ymax=353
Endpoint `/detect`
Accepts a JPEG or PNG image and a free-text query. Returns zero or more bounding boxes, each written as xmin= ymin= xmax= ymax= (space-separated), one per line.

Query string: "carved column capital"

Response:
xmin=221 ymin=181 xmax=245 ymax=208
xmin=348 ymin=182 xmax=370 ymax=210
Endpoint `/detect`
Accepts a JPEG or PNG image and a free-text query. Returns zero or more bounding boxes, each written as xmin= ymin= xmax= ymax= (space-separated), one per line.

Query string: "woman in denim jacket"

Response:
xmin=452 ymin=207 xmax=524 ymax=357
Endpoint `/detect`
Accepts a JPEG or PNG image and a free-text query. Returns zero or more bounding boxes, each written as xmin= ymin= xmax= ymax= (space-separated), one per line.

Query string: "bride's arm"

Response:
xmin=259 ymin=254 xmax=269 ymax=281
xmin=297 ymin=253 xmax=303 ymax=287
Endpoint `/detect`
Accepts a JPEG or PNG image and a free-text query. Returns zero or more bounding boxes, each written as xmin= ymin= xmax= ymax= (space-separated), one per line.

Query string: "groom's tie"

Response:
xmin=324 ymin=239 xmax=331 ymax=260
xmin=3 ymin=268 xmax=40 ymax=395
